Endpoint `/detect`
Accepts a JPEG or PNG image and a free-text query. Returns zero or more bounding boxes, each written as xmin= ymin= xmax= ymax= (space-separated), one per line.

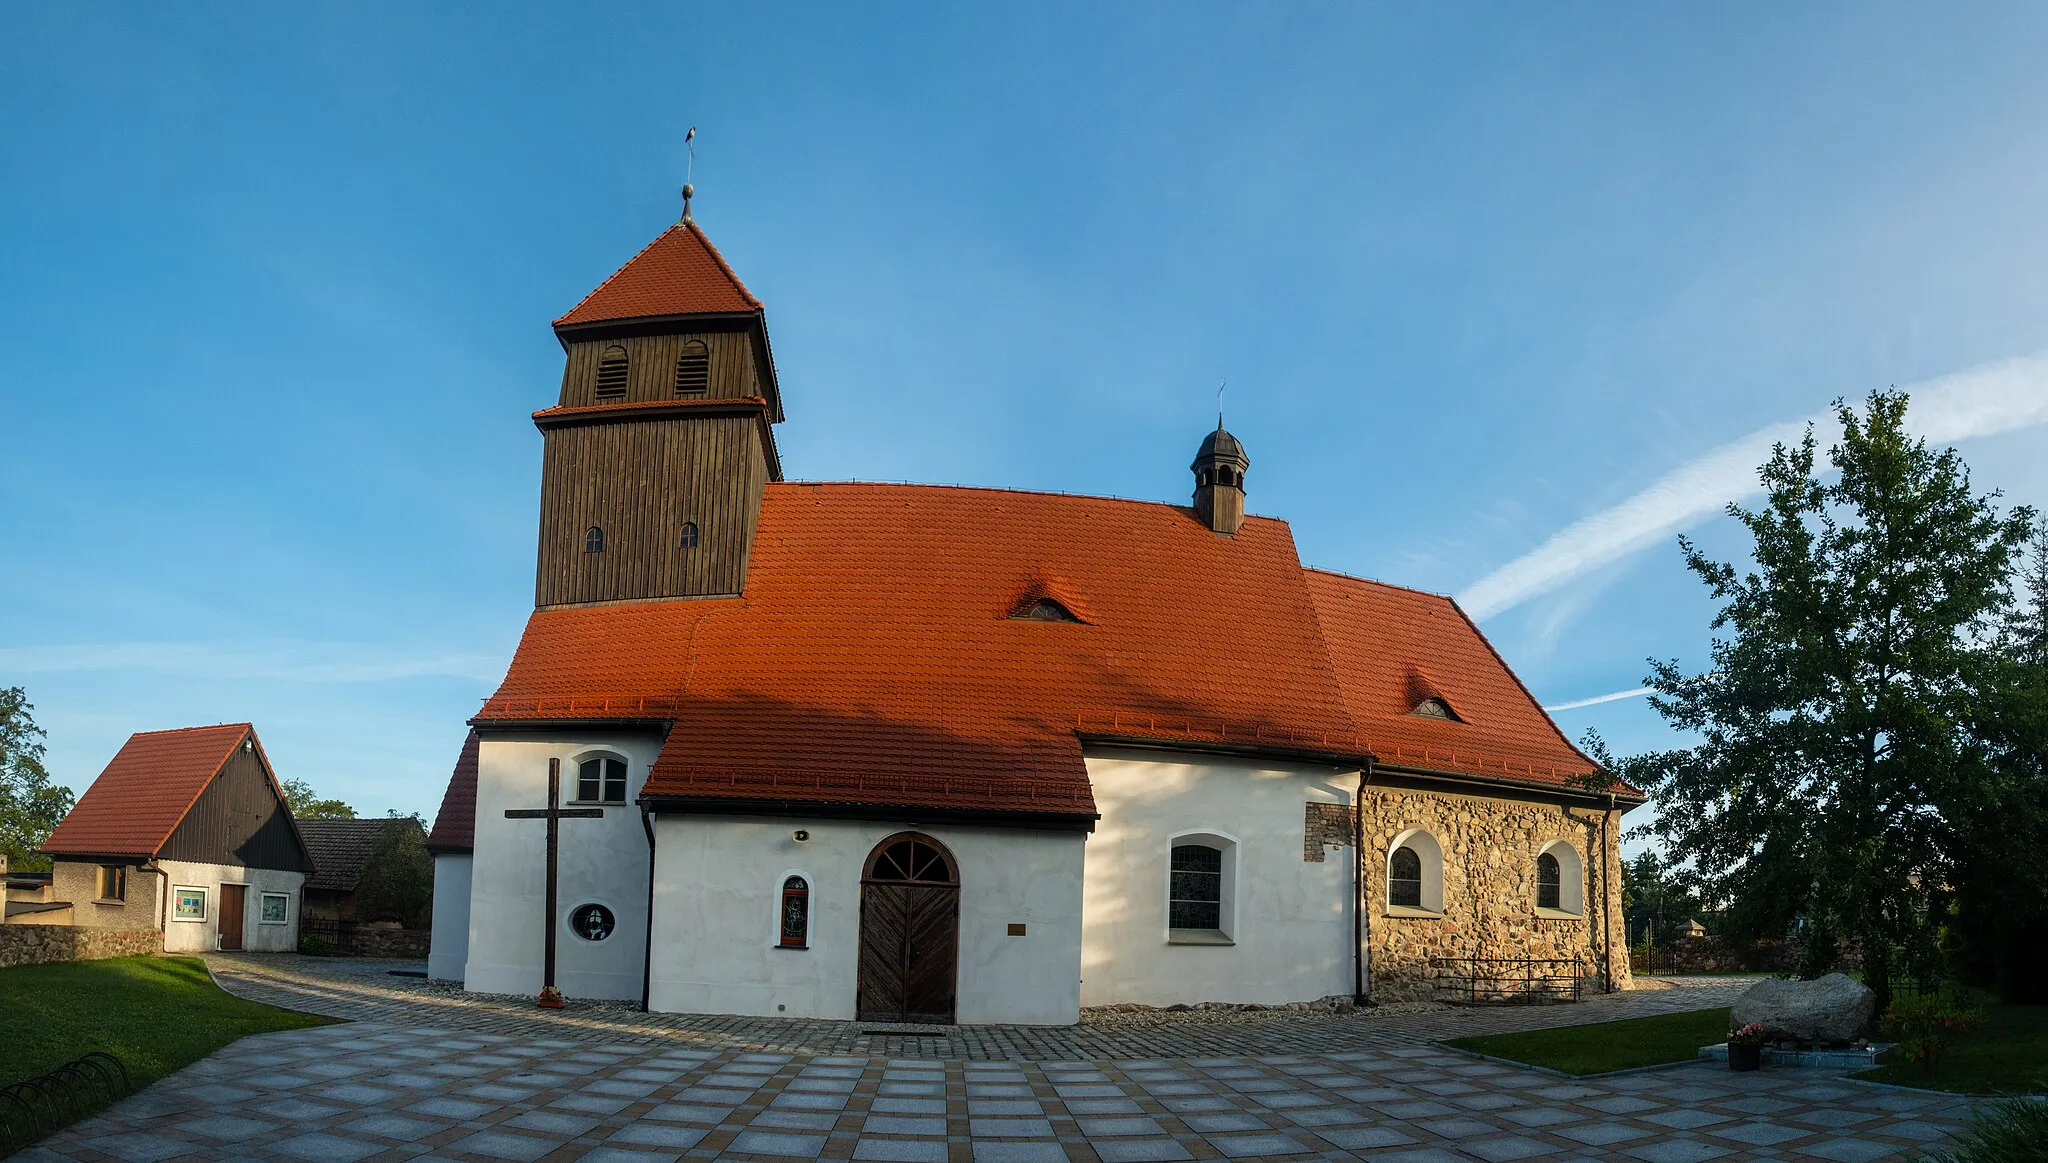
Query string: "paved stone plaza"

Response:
xmin=18 ymin=960 xmax=1974 ymax=1162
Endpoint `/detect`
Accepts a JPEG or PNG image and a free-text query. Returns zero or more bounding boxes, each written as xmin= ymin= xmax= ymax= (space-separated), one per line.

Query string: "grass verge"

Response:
xmin=1442 ymin=1006 xmax=1732 ymax=1075
xmin=1852 ymin=1003 xmax=2048 ymax=1095
xmin=0 ymin=955 xmax=335 ymax=1088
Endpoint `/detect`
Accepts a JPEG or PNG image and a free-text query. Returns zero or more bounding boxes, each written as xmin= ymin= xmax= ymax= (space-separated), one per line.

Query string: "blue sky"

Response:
xmin=5 ymin=5 xmax=2047 ymax=833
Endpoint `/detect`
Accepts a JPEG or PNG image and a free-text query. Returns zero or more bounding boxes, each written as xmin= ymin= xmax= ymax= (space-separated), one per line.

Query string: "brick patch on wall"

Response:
xmin=1303 ymin=802 xmax=1355 ymax=861
xmin=0 ymin=924 xmax=160 ymax=969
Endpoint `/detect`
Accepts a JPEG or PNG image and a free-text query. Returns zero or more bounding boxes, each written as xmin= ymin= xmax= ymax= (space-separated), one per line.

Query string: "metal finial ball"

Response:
xmin=682 ymin=183 xmax=695 ymax=199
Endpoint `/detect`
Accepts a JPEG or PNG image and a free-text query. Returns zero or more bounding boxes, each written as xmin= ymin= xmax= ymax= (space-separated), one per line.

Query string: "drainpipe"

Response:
xmin=1601 ymin=793 xmax=1616 ymax=992
xmin=148 ymin=860 xmax=170 ymax=942
xmin=639 ymin=804 xmax=658 ymax=1013
xmin=1353 ymin=763 xmax=1373 ymax=1006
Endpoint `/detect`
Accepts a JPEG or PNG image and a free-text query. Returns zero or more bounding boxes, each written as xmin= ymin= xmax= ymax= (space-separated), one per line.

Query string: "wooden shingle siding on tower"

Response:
xmin=557 ymin=330 xmax=764 ymax=408
xmin=534 ymin=414 xmax=768 ymax=605
xmin=157 ymin=744 xmax=314 ymax=872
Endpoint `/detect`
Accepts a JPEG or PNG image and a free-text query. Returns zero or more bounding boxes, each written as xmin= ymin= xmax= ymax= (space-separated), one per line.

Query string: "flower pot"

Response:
xmin=1728 ymin=1043 xmax=1762 ymax=1072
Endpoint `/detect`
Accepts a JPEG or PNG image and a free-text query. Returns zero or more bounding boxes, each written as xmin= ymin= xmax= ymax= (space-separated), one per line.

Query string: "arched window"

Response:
xmin=1021 ymin=598 xmax=1080 ymax=622
xmin=865 ymin=835 xmax=956 ymax=883
xmin=1536 ymin=852 xmax=1561 ymax=911
xmin=1411 ymin=698 xmax=1460 ymax=721
xmin=779 ymin=875 xmax=809 ymax=948
xmin=1536 ymin=840 xmax=1586 ymax=916
xmin=674 ymin=340 xmax=710 ymax=395
xmin=1389 ymin=846 xmax=1423 ymax=908
xmin=679 ymin=521 xmax=700 ymax=550
xmin=1387 ymin=829 xmax=1445 ymax=914
xmin=1169 ymin=844 xmax=1223 ymax=931
xmin=595 ymin=344 xmax=629 ymax=399
xmin=576 ymin=754 xmax=627 ymax=803
xmin=585 ymin=526 xmax=605 ymax=554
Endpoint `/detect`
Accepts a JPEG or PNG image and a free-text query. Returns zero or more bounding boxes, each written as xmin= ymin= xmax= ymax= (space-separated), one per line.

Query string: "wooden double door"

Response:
xmin=856 ymin=833 xmax=959 ymax=1024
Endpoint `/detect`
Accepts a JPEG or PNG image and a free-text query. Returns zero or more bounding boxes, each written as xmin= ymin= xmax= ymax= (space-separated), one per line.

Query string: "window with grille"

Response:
xmin=1536 ymin=851 xmax=1561 ymax=911
xmin=1411 ymin=698 xmax=1459 ymax=721
xmin=779 ymin=875 xmax=809 ymax=947
xmin=585 ymin=526 xmax=605 ymax=554
xmin=1169 ymin=844 xmax=1223 ymax=930
xmin=674 ymin=340 xmax=710 ymax=395
xmin=595 ymin=344 xmax=629 ymax=399
xmin=577 ymin=755 xmax=627 ymax=803
xmin=1389 ymin=845 xmax=1423 ymax=908
xmin=679 ymin=521 xmax=699 ymax=549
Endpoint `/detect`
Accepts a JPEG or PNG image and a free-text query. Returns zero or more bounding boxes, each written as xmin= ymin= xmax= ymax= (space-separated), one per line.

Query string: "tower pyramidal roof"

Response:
xmin=555 ymin=219 xmax=762 ymax=328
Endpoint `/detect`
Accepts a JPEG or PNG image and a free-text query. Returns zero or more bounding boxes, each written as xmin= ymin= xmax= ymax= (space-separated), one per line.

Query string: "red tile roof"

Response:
xmin=479 ymin=483 xmax=1374 ymax=818
xmin=426 ymin=731 xmax=479 ymax=852
xmin=43 ymin=724 xmax=259 ymax=858
xmin=555 ymin=221 xmax=761 ymax=327
xmin=1304 ymin=569 xmax=1630 ymax=792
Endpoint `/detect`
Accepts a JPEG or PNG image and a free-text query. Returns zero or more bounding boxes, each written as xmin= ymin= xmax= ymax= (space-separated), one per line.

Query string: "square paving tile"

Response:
xmin=1459 ymin=1137 xmax=1562 ymax=1162
xmin=1205 ymin=1132 xmax=1311 ymax=1157
xmin=1091 ymin=1139 xmax=1195 ymax=1162
xmin=854 ymin=1141 xmax=950 ymax=1162
xmin=728 ymin=1129 xmax=829 ymax=1157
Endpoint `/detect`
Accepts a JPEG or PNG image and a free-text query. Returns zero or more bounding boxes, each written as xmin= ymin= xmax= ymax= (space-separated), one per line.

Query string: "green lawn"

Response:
xmin=1443 ymin=1006 xmax=1732 ymax=1075
xmin=0 ymin=955 xmax=335 ymax=1089
xmin=1853 ymin=1003 xmax=2048 ymax=1095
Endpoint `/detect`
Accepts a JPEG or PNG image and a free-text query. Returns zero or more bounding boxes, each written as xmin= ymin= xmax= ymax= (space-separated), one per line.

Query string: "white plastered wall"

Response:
xmin=647 ymin=815 xmax=1085 ymax=1025
xmin=1081 ymin=748 xmax=1358 ymax=1007
xmin=157 ymin=860 xmax=304 ymax=953
xmin=465 ymin=732 xmax=662 ymax=1000
xmin=429 ymin=852 xmax=472 ymax=981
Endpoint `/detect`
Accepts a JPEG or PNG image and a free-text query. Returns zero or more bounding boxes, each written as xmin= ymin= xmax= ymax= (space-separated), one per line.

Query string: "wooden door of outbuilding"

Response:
xmin=218 ymin=883 xmax=246 ymax=951
xmin=856 ymin=834 xmax=959 ymax=1023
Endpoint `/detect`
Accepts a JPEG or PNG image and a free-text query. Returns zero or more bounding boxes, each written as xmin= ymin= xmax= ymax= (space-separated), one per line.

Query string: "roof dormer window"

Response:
xmin=1019 ymin=598 xmax=1081 ymax=623
xmin=595 ymin=345 xmax=629 ymax=399
xmin=1411 ymin=697 xmax=1460 ymax=722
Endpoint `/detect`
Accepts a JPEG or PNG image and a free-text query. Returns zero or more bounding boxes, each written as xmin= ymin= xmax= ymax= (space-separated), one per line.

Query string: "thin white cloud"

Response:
xmin=0 ymin=641 xmax=502 ymax=684
xmin=1459 ymin=352 xmax=2048 ymax=621
xmin=1543 ymin=686 xmax=1653 ymax=712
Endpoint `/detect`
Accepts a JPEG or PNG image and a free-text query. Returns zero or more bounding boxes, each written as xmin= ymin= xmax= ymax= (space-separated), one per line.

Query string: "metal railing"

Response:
xmin=1429 ymin=956 xmax=1586 ymax=1005
xmin=0 ymin=1052 xmax=131 ymax=1153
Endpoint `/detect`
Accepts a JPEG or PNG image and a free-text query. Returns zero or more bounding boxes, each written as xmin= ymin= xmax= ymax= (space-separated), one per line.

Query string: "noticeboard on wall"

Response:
xmin=173 ymin=886 xmax=207 ymax=921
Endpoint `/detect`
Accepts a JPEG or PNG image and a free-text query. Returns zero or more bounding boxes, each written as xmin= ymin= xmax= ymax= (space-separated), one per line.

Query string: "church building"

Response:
xmin=426 ymin=198 xmax=1642 ymax=1024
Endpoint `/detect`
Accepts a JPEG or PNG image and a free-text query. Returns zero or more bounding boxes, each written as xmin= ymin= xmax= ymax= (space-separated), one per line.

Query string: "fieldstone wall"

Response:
xmin=0 ymin=924 xmax=161 ymax=969
xmin=346 ymin=926 xmax=431 ymax=959
xmin=1355 ymin=784 xmax=1629 ymax=1001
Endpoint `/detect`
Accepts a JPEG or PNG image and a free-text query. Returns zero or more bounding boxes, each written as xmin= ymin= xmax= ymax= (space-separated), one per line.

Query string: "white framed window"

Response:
xmin=1386 ymin=829 xmax=1445 ymax=916
xmin=574 ymin=752 xmax=629 ymax=804
xmin=1535 ymin=840 xmax=1586 ymax=917
xmin=259 ymin=892 xmax=291 ymax=925
xmin=172 ymin=885 xmax=208 ymax=921
xmin=1165 ymin=830 xmax=1237 ymax=944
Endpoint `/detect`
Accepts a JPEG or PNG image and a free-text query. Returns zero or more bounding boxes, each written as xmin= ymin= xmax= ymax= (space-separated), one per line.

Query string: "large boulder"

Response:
xmin=1731 ymin=973 xmax=1875 ymax=1044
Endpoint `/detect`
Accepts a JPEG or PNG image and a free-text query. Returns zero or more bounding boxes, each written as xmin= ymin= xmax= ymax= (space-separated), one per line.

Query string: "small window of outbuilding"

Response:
xmin=577 ymin=755 xmax=627 ymax=803
xmin=674 ymin=340 xmax=710 ymax=395
xmin=585 ymin=526 xmax=605 ymax=554
xmin=595 ymin=344 xmax=629 ymax=399
xmin=679 ymin=521 xmax=700 ymax=550
xmin=97 ymin=865 xmax=126 ymax=902
xmin=779 ymin=875 xmax=809 ymax=948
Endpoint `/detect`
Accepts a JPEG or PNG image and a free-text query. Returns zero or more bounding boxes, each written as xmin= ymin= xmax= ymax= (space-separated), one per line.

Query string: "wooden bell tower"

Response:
xmin=532 ymin=214 xmax=784 ymax=608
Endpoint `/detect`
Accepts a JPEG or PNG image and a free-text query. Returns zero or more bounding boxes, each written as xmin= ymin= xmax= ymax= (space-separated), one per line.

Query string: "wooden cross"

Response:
xmin=503 ymin=757 xmax=605 ymax=1008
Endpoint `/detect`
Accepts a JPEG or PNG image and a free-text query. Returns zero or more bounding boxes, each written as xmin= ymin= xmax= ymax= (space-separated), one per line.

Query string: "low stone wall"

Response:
xmin=0 ymin=924 xmax=160 ymax=969
xmin=344 ymin=926 xmax=431 ymax=959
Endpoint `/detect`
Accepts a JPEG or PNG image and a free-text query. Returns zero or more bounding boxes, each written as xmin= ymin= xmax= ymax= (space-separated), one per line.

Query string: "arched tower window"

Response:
xmin=679 ymin=521 xmax=700 ymax=550
xmin=779 ymin=875 xmax=810 ymax=948
xmin=595 ymin=344 xmax=629 ymax=399
xmin=585 ymin=526 xmax=605 ymax=554
xmin=674 ymin=340 xmax=710 ymax=395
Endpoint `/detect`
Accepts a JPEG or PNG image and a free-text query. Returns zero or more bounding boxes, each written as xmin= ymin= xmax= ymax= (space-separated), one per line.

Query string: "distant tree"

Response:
xmin=355 ymin=815 xmax=433 ymax=927
xmin=1630 ymin=391 xmax=2034 ymax=1011
xmin=1619 ymin=849 xmax=1705 ymax=948
xmin=1950 ymin=518 xmax=2048 ymax=1000
xmin=280 ymin=778 xmax=356 ymax=820
xmin=0 ymin=687 xmax=73 ymax=872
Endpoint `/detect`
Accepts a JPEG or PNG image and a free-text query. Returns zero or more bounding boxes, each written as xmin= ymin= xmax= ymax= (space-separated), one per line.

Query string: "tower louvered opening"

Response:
xmin=674 ymin=341 xmax=710 ymax=395
xmin=595 ymin=345 xmax=629 ymax=399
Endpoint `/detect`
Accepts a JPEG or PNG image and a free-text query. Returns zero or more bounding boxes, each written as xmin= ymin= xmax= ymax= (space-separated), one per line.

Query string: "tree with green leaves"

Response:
xmin=1 ymin=687 xmax=73 ymax=873
xmin=1631 ymin=390 xmax=2034 ymax=1011
xmin=279 ymin=777 xmax=356 ymax=820
xmin=355 ymin=814 xmax=433 ymax=927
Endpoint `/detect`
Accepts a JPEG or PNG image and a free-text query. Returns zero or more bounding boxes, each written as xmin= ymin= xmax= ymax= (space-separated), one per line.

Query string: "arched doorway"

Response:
xmin=857 ymin=832 xmax=960 ymax=1023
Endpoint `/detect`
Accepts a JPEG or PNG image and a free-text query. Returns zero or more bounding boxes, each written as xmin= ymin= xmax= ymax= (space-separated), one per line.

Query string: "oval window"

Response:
xmin=570 ymin=902 xmax=615 ymax=942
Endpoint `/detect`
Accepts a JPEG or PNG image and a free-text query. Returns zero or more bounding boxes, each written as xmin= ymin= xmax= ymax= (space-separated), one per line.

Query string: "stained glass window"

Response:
xmin=1169 ymin=844 xmax=1223 ymax=930
xmin=780 ymin=875 xmax=809 ymax=947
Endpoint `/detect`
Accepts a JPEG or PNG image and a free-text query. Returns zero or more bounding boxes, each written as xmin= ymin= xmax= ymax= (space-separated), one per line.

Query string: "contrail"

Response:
xmin=1459 ymin=352 xmax=2048 ymax=621
xmin=1543 ymin=687 xmax=1653 ymax=712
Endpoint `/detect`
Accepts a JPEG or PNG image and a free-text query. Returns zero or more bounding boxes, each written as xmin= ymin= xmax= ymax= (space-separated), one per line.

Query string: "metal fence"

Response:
xmin=0 ymin=1052 xmax=130 ymax=1153
xmin=1429 ymin=956 xmax=1586 ymax=1005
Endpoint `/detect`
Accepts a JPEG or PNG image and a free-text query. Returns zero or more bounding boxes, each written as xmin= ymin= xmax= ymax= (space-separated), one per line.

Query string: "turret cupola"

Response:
xmin=1191 ymin=420 xmax=1249 ymax=536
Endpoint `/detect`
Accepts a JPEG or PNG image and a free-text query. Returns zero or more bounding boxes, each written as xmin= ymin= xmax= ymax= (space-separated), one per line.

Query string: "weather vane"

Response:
xmin=682 ymin=126 xmax=698 ymax=223
xmin=1217 ymin=377 xmax=1226 ymax=427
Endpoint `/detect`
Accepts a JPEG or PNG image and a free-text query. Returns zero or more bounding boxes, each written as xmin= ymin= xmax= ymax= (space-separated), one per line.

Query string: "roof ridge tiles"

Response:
xmin=1300 ymin=565 xmax=1453 ymax=601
